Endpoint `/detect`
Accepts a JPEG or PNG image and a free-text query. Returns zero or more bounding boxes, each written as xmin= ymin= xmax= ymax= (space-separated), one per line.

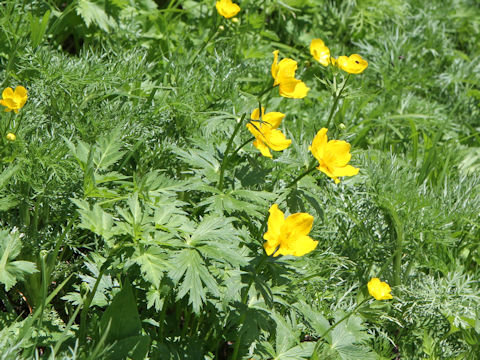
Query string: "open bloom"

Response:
xmin=0 ymin=86 xmax=28 ymax=113
xmin=336 ymin=54 xmax=368 ymax=74
xmin=310 ymin=39 xmax=331 ymax=67
xmin=309 ymin=128 xmax=359 ymax=184
xmin=6 ymin=133 xmax=16 ymax=141
xmin=215 ymin=0 xmax=240 ymax=18
xmin=264 ymin=204 xmax=318 ymax=257
xmin=368 ymin=278 xmax=393 ymax=300
xmin=271 ymin=50 xmax=310 ymax=99
xmin=246 ymin=107 xmax=291 ymax=158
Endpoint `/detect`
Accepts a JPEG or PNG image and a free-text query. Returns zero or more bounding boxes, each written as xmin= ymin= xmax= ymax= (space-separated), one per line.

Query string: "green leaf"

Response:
xmin=72 ymin=199 xmax=120 ymax=241
xmin=132 ymin=246 xmax=170 ymax=288
xmin=0 ymin=230 xmax=38 ymax=291
xmin=100 ymin=282 xmax=150 ymax=359
xmin=168 ymin=249 xmax=219 ymax=314
xmin=77 ymin=0 xmax=116 ymax=32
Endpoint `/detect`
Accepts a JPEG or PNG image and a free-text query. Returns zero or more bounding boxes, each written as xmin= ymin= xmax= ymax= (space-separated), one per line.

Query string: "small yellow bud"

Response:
xmin=231 ymin=17 xmax=239 ymax=23
xmin=219 ymin=25 xmax=225 ymax=31
xmin=339 ymin=123 xmax=346 ymax=129
xmin=6 ymin=133 xmax=16 ymax=141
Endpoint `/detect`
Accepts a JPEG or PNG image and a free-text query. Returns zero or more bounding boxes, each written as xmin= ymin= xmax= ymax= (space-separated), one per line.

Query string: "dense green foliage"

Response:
xmin=0 ymin=0 xmax=479 ymax=359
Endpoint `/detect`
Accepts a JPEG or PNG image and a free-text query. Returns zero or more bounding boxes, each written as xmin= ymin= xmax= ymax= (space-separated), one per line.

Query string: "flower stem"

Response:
xmin=287 ymin=160 xmax=317 ymax=188
xmin=312 ymin=297 xmax=369 ymax=355
xmin=218 ymin=114 xmax=246 ymax=191
xmin=231 ymin=136 xmax=255 ymax=158
xmin=231 ymin=255 xmax=269 ymax=360
xmin=325 ymin=74 xmax=350 ymax=129
xmin=79 ymin=268 xmax=105 ymax=345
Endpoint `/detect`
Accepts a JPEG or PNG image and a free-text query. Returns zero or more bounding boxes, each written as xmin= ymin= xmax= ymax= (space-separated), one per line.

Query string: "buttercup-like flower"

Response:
xmin=0 ymin=86 xmax=28 ymax=113
xmin=246 ymin=107 xmax=291 ymax=158
xmin=263 ymin=204 xmax=318 ymax=257
xmin=215 ymin=0 xmax=240 ymax=18
xmin=271 ymin=50 xmax=310 ymax=99
xmin=336 ymin=54 xmax=368 ymax=74
xmin=368 ymin=278 xmax=393 ymax=300
xmin=6 ymin=133 xmax=16 ymax=141
xmin=310 ymin=39 xmax=331 ymax=67
xmin=309 ymin=128 xmax=359 ymax=184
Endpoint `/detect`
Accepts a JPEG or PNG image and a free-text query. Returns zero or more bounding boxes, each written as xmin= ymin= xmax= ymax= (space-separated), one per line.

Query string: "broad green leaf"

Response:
xmin=0 ymin=230 xmax=38 ymax=291
xmin=132 ymin=246 xmax=170 ymax=288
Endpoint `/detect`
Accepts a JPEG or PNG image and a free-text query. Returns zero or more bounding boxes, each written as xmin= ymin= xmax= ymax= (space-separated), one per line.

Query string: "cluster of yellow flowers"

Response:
xmin=310 ymin=38 xmax=368 ymax=74
xmin=214 ymin=2 xmax=392 ymax=299
xmin=0 ymin=85 xmax=28 ymax=142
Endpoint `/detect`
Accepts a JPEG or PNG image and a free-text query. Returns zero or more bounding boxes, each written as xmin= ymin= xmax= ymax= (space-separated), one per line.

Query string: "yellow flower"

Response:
xmin=310 ymin=39 xmax=331 ymax=67
xmin=336 ymin=54 xmax=368 ymax=74
xmin=271 ymin=50 xmax=310 ymax=99
xmin=246 ymin=107 xmax=291 ymax=158
xmin=215 ymin=0 xmax=240 ymax=18
xmin=0 ymin=86 xmax=28 ymax=113
xmin=6 ymin=133 xmax=16 ymax=141
xmin=367 ymin=278 xmax=393 ymax=300
xmin=263 ymin=204 xmax=318 ymax=257
xmin=309 ymin=128 xmax=359 ymax=184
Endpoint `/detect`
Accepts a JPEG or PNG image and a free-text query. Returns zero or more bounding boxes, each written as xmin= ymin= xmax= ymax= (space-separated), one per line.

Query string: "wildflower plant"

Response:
xmin=0 ymin=0 xmax=479 ymax=359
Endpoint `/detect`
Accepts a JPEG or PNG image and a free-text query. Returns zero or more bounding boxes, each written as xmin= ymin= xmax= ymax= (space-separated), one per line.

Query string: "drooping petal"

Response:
xmin=252 ymin=138 xmax=272 ymax=158
xmin=309 ymin=128 xmax=328 ymax=162
xmin=264 ymin=129 xmax=291 ymax=151
xmin=278 ymin=79 xmax=310 ymax=99
xmin=263 ymin=204 xmax=284 ymax=253
xmin=282 ymin=212 xmax=314 ymax=238
xmin=331 ymin=164 xmax=359 ymax=178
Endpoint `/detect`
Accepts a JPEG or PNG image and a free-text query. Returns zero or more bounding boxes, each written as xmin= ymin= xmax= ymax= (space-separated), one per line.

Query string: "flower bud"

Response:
xmin=6 ymin=132 xmax=16 ymax=141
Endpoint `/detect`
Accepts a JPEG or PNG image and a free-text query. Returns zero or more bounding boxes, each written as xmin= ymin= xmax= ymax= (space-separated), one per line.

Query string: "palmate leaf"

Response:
xmin=0 ymin=230 xmax=38 ymax=291
xmin=130 ymin=246 xmax=170 ymax=288
xmin=76 ymin=0 xmax=116 ymax=32
xmin=168 ymin=248 xmax=220 ymax=314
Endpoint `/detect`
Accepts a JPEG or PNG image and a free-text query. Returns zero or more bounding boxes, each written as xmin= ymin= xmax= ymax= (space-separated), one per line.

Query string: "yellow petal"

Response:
xmin=324 ymin=140 xmax=352 ymax=167
xmin=264 ymin=129 xmax=291 ymax=151
xmin=368 ymin=278 xmax=393 ymax=300
xmin=282 ymin=212 xmax=314 ymax=239
xmin=215 ymin=0 xmax=240 ymax=18
xmin=309 ymin=128 xmax=328 ymax=162
xmin=263 ymin=204 xmax=284 ymax=253
xmin=2 ymin=87 xmax=14 ymax=99
xmin=331 ymin=164 xmax=359 ymax=178
xmin=277 ymin=235 xmax=318 ymax=257
xmin=271 ymin=50 xmax=280 ymax=81
xmin=337 ymin=54 xmax=368 ymax=74
xmin=250 ymin=107 xmax=265 ymax=121
xmin=14 ymin=86 xmax=27 ymax=99
xmin=279 ymin=79 xmax=309 ymax=99
xmin=262 ymin=112 xmax=285 ymax=129
xmin=275 ymin=58 xmax=298 ymax=85
xmin=252 ymin=138 xmax=272 ymax=158
xmin=310 ymin=39 xmax=331 ymax=67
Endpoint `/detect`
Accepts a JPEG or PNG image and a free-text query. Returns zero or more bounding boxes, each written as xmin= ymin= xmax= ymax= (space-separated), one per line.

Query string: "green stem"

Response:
xmin=287 ymin=160 xmax=317 ymax=188
xmin=79 ymin=268 xmax=105 ymax=345
xmin=217 ymin=114 xmax=246 ymax=191
xmin=325 ymin=74 xmax=350 ymax=129
xmin=190 ymin=18 xmax=220 ymax=66
xmin=390 ymin=209 xmax=404 ymax=287
xmin=256 ymin=82 xmax=275 ymax=99
xmin=231 ymin=255 xmax=269 ymax=360
xmin=312 ymin=298 xmax=369 ymax=355
xmin=232 ymin=136 xmax=255 ymax=158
